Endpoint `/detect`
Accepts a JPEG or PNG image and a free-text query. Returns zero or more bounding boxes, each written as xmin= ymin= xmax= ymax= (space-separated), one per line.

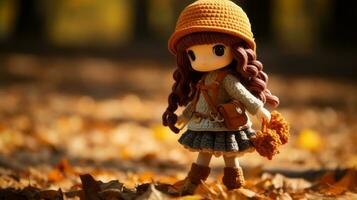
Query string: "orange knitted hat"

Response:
xmin=168 ymin=0 xmax=256 ymax=55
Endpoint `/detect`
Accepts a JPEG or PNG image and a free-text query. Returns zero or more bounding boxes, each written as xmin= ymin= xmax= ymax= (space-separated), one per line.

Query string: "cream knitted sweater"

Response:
xmin=182 ymin=69 xmax=263 ymax=131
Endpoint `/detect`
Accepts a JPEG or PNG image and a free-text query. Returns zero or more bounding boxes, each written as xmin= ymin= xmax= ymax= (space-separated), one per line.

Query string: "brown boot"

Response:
xmin=180 ymin=163 xmax=210 ymax=196
xmin=222 ymin=167 xmax=245 ymax=190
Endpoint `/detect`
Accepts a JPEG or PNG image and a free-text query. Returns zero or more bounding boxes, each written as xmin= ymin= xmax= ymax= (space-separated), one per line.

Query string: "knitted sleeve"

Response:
xmin=182 ymin=102 xmax=194 ymax=119
xmin=222 ymin=74 xmax=263 ymax=114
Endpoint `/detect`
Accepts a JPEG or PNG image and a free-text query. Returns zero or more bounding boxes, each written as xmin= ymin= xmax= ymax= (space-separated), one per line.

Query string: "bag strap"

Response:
xmin=189 ymin=74 xmax=207 ymax=115
xmin=211 ymin=70 xmax=229 ymax=106
xmin=192 ymin=70 xmax=229 ymax=115
xmin=189 ymin=81 xmax=201 ymax=115
xmin=201 ymin=87 xmax=219 ymax=114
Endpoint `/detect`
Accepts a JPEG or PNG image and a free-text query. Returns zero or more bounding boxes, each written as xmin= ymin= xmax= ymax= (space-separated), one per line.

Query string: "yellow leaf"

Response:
xmin=152 ymin=124 xmax=176 ymax=142
xmin=180 ymin=195 xmax=203 ymax=200
xmin=297 ymin=129 xmax=323 ymax=151
xmin=119 ymin=148 xmax=132 ymax=160
xmin=47 ymin=169 xmax=64 ymax=182
xmin=346 ymin=155 xmax=357 ymax=168
xmin=138 ymin=171 xmax=155 ymax=183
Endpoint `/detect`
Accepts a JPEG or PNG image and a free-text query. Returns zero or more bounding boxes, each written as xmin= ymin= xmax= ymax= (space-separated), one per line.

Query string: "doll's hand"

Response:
xmin=256 ymin=107 xmax=271 ymax=122
xmin=176 ymin=114 xmax=189 ymax=127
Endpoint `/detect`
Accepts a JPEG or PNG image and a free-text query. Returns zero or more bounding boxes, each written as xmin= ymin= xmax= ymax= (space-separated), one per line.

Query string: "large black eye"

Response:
xmin=213 ymin=44 xmax=225 ymax=56
xmin=187 ymin=50 xmax=196 ymax=61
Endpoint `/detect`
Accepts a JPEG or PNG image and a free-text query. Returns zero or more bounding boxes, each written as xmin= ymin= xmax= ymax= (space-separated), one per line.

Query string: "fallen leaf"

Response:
xmin=48 ymin=169 xmax=65 ymax=182
xmin=98 ymin=189 xmax=122 ymax=200
xmin=320 ymin=169 xmax=357 ymax=196
xmin=138 ymin=171 xmax=155 ymax=183
xmin=179 ymin=195 xmax=203 ymax=200
xmin=48 ymin=159 xmax=76 ymax=182
xmin=152 ymin=124 xmax=175 ymax=142
xmin=80 ymin=174 xmax=101 ymax=200
xmin=39 ymin=189 xmax=64 ymax=200
xmin=297 ymin=129 xmax=323 ymax=151
xmin=137 ymin=184 xmax=167 ymax=200
xmin=236 ymin=188 xmax=258 ymax=198
xmin=277 ymin=192 xmax=293 ymax=200
xmin=99 ymin=180 xmax=124 ymax=191
xmin=271 ymin=174 xmax=284 ymax=189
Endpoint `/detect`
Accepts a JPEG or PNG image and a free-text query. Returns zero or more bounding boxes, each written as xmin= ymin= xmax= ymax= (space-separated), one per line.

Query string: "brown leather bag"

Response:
xmin=217 ymin=100 xmax=248 ymax=129
xmin=193 ymin=70 xmax=248 ymax=130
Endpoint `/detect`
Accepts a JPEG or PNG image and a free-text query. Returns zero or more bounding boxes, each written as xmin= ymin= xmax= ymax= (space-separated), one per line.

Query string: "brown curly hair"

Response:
xmin=162 ymin=32 xmax=279 ymax=133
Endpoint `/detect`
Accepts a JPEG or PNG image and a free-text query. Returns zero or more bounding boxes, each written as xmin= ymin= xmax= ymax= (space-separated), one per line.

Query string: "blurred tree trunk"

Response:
xmin=244 ymin=0 xmax=272 ymax=42
xmin=272 ymin=0 xmax=322 ymax=53
xmin=133 ymin=0 xmax=150 ymax=40
xmin=12 ymin=0 xmax=45 ymax=41
xmin=328 ymin=0 xmax=357 ymax=46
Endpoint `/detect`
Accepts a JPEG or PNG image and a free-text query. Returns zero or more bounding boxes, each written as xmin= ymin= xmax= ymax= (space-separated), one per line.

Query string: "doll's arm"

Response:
xmin=222 ymin=74 xmax=264 ymax=115
xmin=182 ymin=102 xmax=194 ymax=119
xmin=176 ymin=103 xmax=193 ymax=127
xmin=256 ymin=106 xmax=271 ymax=121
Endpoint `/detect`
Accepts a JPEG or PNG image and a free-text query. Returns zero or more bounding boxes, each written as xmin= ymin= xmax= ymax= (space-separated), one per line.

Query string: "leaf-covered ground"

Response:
xmin=0 ymin=54 xmax=356 ymax=199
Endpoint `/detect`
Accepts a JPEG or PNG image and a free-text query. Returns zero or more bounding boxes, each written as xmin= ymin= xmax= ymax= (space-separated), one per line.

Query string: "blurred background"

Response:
xmin=0 ymin=0 xmax=356 ymax=192
xmin=1 ymin=0 xmax=357 ymax=76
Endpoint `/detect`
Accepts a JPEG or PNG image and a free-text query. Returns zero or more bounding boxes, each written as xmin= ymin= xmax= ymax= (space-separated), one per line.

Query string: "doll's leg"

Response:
xmin=196 ymin=152 xmax=212 ymax=166
xmin=181 ymin=152 xmax=212 ymax=195
xmin=222 ymin=155 xmax=245 ymax=190
xmin=223 ymin=155 xmax=240 ymax=167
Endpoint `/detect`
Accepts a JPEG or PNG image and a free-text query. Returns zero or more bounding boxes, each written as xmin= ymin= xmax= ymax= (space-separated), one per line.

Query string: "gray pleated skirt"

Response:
xmin=178 ymin=128 xmax=256 ymax=157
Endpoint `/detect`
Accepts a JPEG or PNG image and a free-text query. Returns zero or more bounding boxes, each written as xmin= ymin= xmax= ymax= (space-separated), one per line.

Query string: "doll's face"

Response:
xmin=186 ymin=43 xmax=233 ymax=72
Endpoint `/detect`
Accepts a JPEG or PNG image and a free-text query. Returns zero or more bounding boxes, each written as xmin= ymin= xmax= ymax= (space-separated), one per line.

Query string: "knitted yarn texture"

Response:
xmin=168 ymin=0 xmax=255 ymax=54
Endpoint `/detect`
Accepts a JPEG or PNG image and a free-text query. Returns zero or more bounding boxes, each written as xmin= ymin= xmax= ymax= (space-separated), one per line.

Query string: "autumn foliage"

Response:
xmin=0 ymin=56 xmax=356 ymax=199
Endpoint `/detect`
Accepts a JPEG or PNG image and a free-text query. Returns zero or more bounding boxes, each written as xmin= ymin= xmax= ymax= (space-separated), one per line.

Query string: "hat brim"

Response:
xmin=168 ymin=26 xmax=256 ymax=55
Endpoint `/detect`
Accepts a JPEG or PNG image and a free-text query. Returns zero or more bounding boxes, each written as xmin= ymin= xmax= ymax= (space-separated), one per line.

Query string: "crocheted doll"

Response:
xmin=162 ymin=0 xmax=287 ymax=195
